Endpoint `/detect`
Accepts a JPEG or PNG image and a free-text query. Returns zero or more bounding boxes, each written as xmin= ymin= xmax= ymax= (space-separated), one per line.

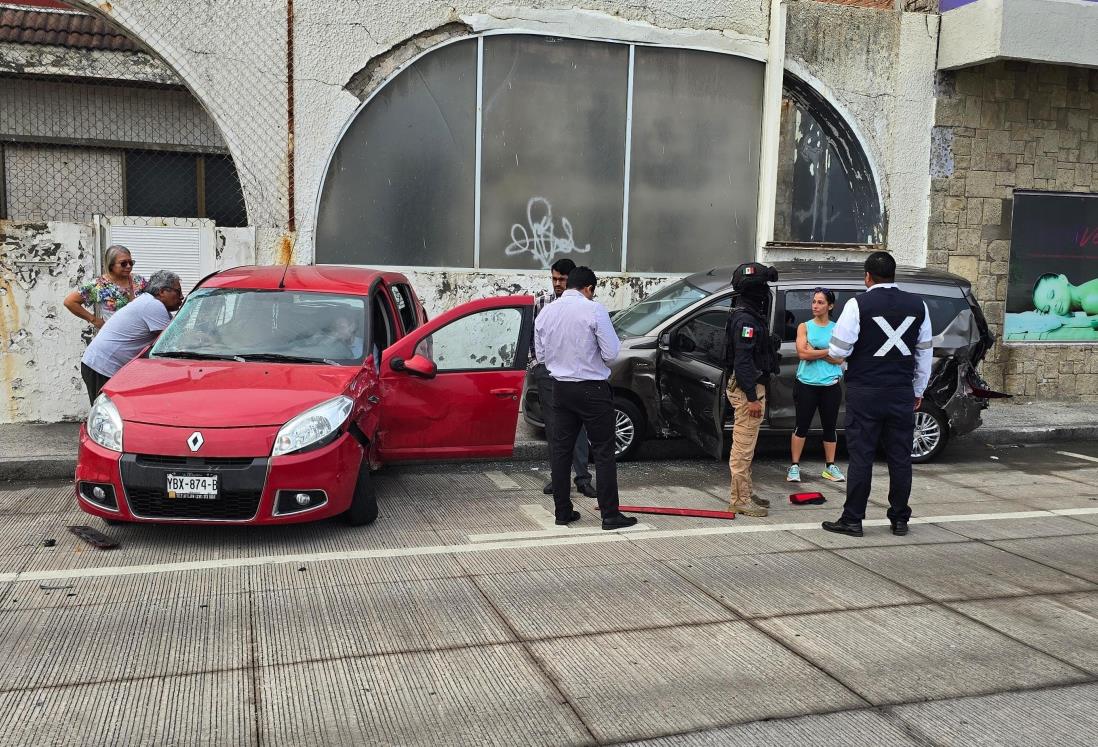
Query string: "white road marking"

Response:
xmin=484 ymin=471 xmax=522 ymax=490
xmin=3 ymin=506 xmax=1098 ymax=584
xmin=469 ymin=523 xmax=655 ymax=543
xmin=520 ymin=504 xmax=560 ymax=531
xmin=1056 ymin=451 xmax=1098 ymax=464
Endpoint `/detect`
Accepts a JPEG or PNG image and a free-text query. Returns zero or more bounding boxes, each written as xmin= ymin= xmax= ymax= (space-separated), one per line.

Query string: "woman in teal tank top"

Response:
xmin=787 ymin=289 xmax=846 ymax=484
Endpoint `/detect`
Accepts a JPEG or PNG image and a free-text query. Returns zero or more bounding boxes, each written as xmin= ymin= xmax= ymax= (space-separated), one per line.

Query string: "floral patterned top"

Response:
xmin=77 ymin=274 xmax=148 ymax=320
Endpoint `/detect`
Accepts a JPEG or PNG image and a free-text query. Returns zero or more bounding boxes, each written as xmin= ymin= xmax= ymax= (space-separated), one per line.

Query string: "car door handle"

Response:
xmin=490 ymin=388 xmax=519 ymax=398
xmin=700 ymin=380 xmax=717 ymax=390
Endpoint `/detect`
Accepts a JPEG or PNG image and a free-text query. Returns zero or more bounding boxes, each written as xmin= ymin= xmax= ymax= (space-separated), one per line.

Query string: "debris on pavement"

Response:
xmin=66 ymin=525 xmax=119 ymax=549
xmin=41 ymin=538 xmax=55 ymax=547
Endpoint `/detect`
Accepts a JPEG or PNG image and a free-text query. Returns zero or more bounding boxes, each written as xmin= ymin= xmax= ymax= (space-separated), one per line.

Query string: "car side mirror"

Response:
xmin=392 ymin=353 xmax=436 ymax=379
xmin=658 ymin=331 xmax=671 ymax=351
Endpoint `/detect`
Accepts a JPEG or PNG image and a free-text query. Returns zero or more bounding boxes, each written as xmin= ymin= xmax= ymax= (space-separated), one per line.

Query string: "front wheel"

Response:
xmin=911 ymin=406 xmax=949 ymax=463
xmin=613 ymin=398 xmax=644 ymax=461
xmin=345 ymin=459 xmax=379 ymax=526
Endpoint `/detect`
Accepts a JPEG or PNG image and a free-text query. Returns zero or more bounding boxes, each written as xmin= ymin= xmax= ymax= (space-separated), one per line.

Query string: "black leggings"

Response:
xmin=793 ymin=380 xmax=841 ymax=442
xmin=81 ymin=362 xmax=110 ymax=405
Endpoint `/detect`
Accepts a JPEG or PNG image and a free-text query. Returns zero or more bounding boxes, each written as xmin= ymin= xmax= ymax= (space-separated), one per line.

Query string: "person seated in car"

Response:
xmin=298 ymin=314 xmax=360 ymax=360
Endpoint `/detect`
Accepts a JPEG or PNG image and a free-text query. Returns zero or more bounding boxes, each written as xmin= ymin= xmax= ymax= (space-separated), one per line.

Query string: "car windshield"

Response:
xmin=151 ymin=288 xmax=368 ymax=366
xmin=613 ymin=279 xmax=708 ymax=337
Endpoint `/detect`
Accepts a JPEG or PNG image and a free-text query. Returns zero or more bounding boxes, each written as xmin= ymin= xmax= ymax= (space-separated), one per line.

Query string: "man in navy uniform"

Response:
xmin=823 ymin=252 xmax=932 ymax=537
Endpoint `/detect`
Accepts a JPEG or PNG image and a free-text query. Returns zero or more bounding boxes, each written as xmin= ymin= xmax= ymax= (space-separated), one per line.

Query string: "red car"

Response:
xmin=76 ymin=266 xmax=533 ymax=526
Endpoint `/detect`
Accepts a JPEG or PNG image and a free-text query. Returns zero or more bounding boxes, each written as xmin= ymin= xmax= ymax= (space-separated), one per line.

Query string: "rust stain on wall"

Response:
xmin=0 ymin=276 xmax=22 ymax=420
xmin=276 ymin=233 xmax=295 ymax=266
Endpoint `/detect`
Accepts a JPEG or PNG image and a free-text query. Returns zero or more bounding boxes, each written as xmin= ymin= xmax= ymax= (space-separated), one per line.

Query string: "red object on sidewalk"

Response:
xmin=616 ymin=505 xmax=736 ymax=520
xmin=789 ymin=492 xmax=827 ymax=505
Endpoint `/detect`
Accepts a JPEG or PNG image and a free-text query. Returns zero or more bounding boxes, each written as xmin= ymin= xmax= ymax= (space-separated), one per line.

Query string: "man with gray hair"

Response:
xmin=80 ymin=270 xmax=184 ymax=403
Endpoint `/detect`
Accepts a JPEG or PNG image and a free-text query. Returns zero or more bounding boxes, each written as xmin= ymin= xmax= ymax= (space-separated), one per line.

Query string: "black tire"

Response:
xmin=613 ymin=397 xmax=645 ymax=461
xmin=911 ymin=405 xmax=949 ymax=464
xmin=345 ymin=459 xmax=379 ymax=526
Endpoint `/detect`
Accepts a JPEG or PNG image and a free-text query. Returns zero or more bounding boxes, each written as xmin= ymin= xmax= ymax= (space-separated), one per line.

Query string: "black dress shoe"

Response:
xmin=555 ymin=510 xmax=581 ymax=526
xmin=575 ymin=482 xmax=597 ymax=499
xmin=822 ymin=519 xmax=864 ymax=537
xmin=602 ymin=514 xmax=638 ymax=530
xmin=891 ymin=521 xmax=909 ymax=536
xmin=543 ymin=481 xmax=554 ymax=495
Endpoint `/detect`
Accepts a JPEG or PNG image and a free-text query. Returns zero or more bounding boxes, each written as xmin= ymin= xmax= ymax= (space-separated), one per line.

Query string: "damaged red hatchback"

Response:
xmin=76 ymin=266 xmax=533 ymax=526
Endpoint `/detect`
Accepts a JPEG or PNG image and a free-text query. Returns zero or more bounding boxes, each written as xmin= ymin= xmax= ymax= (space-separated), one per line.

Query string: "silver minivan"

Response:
xmin=523 ymin=261 xmax=1004 ymax=462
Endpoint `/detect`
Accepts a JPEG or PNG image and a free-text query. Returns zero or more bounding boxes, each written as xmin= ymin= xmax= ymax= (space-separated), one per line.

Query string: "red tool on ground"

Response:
xmin=616 ymin=505 xmax=736 ymax=520
xmin=789 ymin=492 xmax=827 ymax=505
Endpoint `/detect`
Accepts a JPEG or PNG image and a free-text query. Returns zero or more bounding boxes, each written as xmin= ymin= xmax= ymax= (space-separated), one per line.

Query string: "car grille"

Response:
xmin=125 ymin=487 xmax=262 ymax=520
xmin=135 ymin=454 xmax=258 ymax=470
xmin=119 ymin=453 xmax=269 ymax=521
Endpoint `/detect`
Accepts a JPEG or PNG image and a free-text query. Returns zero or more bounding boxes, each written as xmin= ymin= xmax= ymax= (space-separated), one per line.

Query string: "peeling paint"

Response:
xmin=276 ymin=233 xmax=295 ymax=266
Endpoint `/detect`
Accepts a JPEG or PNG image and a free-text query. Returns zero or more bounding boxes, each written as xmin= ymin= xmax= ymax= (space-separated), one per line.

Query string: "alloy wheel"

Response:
xmin=614 ymin=408 xmax=636 ymax=458
xmin=911 ymin=411 xmax=942 ymax=459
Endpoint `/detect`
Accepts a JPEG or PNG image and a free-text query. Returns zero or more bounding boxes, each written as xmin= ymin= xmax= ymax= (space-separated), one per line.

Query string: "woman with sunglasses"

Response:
xmin=63 ymin=245 xmax=148 ymax=330
xmin=788 ymin=288 xmax=846 ymax=483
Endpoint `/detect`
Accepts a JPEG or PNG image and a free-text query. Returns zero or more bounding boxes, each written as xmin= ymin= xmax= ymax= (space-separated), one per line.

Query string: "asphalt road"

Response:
xmin=1 ymin=440 xmax=1097 ymax=745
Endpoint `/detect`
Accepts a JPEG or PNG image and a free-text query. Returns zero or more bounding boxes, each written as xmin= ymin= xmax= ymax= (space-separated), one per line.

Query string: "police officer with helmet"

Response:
xmin=823 ymin=251 xmax=933 ymax=537
xmin=724 ymin=262 xmax=781 ymax=518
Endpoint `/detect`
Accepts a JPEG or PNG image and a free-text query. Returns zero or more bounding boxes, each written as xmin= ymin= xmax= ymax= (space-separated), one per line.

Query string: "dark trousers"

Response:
xmin=81 ymin=362 xmax=110 ymax=405
xmin=793 ymin=380 xmax=842 ymax=442
xmin=532 ymin=364 xmax=592 ymax=486
xmin=549 ymin=379 xmax=619 ymax=520
xmin=841 ymin=385 xmax=915 ymax=525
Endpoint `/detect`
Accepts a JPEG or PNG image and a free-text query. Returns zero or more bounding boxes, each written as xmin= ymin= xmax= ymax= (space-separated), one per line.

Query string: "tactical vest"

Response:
xmin=845 ymin=287 xmax=926 ymax=389
xmin=726 ymin=306 xmax=781 ymax=377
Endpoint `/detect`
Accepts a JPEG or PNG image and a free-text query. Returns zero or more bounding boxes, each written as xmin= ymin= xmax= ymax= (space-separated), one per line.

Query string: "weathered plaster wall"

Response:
xmin=928 ymin=61 xmax=1098 ymax=400
xmin=782 ymin=2 xmax=938 ymax=267
xmin=0 ymin=221 xmax=255 ymax=424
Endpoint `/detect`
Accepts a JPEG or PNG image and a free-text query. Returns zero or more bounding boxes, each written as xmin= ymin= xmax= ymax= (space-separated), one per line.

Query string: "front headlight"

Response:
xmin=87 ymin=394 xmax=123 ymax=452
xmin=272 ymin=396 xmax=353 ymax=457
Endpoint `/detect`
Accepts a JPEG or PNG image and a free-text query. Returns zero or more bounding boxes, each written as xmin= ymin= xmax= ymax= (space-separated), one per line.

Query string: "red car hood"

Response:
xmin=105 ymin=358 xmax=358 ymax=427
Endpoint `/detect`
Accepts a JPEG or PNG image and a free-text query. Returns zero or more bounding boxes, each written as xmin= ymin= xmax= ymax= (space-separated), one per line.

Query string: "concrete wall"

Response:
xmin=0 ymin=220 xmax=255 ymax=424
xmin=927 ymin=60 xmax=1098 ymax=400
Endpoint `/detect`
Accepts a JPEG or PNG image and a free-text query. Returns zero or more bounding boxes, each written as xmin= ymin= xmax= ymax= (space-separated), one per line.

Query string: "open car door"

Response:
xmin=376 ymin=296 xmax=534 ymax=461
xmin=656 ymin=305 xmax=731 ymax=459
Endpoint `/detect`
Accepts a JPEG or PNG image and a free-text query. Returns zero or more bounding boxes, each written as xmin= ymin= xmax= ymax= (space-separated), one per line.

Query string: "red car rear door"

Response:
xmin=376 ymin=295 xmax=534 ymax=461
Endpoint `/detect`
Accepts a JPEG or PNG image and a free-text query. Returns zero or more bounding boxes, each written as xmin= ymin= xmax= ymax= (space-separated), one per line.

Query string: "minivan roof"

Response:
xmin=686 ymin=261 xmax=970 ymax=294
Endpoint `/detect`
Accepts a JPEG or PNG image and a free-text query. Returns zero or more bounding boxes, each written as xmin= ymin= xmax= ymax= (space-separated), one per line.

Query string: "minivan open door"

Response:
xmin=376 ymin=296 xmax=533 ymax=461
xmin=656 ymin=307 xmax=731 ymax=459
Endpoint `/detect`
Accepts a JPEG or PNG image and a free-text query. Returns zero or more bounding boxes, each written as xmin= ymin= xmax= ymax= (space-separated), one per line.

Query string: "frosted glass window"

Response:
xmin=479 ymin=35 xmax=628 ymax=272
xmin=315 ymin=39 xmax=477 ymax=267
xmin=626 ymin=48 xmax=764 ymax=273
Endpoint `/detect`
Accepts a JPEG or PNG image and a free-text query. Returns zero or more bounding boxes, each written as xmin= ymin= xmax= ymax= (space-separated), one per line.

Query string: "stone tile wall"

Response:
xmin=928 ymin=61 xmax=1098 ymax=401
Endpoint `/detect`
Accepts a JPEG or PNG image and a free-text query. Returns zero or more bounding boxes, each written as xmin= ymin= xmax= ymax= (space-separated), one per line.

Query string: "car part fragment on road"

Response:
xmin=615 ymin=505 xmax=736 ymax=520
xmin=67 ymin=525 xmax=119 ymax=549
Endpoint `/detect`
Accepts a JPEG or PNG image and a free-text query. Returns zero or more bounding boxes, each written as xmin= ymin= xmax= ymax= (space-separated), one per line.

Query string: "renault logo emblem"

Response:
xmin=187 ymin=432 xmax=204 ymax=452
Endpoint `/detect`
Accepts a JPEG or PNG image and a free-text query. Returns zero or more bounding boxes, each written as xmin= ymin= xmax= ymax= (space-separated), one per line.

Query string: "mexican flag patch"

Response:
xmin=744 ymin=266 xmax=755 ymax=275
xmin=741 ymin=326 xmax=755 ymax=339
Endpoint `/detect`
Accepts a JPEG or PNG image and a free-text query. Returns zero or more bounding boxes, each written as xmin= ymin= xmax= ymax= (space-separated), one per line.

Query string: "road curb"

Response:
xmin=2 ymin=425 xmax=1095 ymax=482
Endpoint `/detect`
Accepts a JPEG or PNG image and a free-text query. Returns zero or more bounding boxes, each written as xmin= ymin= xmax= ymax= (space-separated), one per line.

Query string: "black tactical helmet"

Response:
xmin=731 ymin=262 xmax=778 ymax=292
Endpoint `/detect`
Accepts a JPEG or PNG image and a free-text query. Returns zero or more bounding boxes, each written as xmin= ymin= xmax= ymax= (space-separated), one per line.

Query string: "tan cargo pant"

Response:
xmin=727 ymin=381 xmax=766 ymax=510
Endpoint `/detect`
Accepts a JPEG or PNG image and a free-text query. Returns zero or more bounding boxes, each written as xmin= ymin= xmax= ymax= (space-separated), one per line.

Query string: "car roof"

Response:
xmin=199 ymin=265 xmax=407 ymax=294
xmin=685 ymin=261 xmax=970 ymax=294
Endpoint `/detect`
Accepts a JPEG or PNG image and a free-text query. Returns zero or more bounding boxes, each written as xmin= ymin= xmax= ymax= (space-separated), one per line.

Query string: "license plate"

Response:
xmin=166 ymin=473 xmax=219 ymax=500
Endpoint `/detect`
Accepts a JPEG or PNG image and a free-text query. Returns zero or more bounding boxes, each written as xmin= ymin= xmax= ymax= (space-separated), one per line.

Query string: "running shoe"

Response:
xmin=786 ymin=464 xmax=801 ymax=482
xmin=822 ymin=464 xmax=846 ymax=482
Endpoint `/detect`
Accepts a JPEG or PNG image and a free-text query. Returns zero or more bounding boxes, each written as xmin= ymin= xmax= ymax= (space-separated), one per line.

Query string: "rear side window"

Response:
xmin=390 ymin=283 xmax=418 ymax=334
xmin=782 ymin=289 xmax=860 ymax=341
xmin=920 ymin=295 xmax=972 ymax=336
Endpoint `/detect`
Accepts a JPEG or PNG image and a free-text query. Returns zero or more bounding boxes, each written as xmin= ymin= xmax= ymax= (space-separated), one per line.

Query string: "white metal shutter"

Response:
xmin=105 ymin=224 xmax=215 ymax=293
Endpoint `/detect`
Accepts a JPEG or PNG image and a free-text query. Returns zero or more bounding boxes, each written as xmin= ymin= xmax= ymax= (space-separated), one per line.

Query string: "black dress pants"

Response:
xmin=549 ymin=379 xmax=620 ymax=520
xmin=840 ymin=385 xmax=915 ymax=525
xmin=531 ymin=364 xmax=592 ymax=486
xmin=81 ymin=363 xmax=111 ymax=405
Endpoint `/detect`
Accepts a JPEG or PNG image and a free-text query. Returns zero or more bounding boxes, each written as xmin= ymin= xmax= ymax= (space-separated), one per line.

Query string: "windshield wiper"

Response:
xmin=235 ymin=353 xmax=339 ymax=365
xmin=155 ymin=350 xmax=244 ymax=362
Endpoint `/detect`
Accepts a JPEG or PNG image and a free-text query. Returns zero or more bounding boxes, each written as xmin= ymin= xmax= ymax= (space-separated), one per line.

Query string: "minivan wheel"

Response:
xmin=345 ymin=459 xmax=379 ymax=526
xmin=911 ymin=406 xmax=949 ymax=463
xmin=613 ymin=398 xmax=644 ymax=461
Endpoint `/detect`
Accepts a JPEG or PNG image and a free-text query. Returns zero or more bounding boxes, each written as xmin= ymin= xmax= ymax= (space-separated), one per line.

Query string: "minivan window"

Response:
xmin=782 ymin=289 xmax=860 ymax=341
xmin=921 ymin=295 xmax=972 ymax=336
xmin=614 ymin=280 xmax=707 ymax=337
xmin=152 ymin=288 xmax=367 ymax=366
